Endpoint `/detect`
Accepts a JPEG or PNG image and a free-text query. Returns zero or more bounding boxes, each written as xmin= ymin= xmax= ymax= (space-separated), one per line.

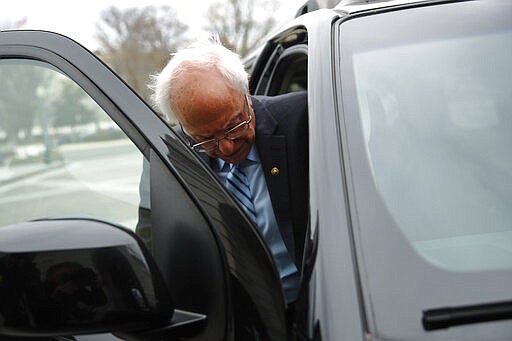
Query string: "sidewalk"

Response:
xmin=0 ymin=161 xmax=64 ymax=186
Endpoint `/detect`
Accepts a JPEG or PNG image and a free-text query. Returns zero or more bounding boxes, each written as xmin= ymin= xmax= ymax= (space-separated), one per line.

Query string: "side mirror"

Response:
xmin=0 ymin=218 xmax=205 ymax=339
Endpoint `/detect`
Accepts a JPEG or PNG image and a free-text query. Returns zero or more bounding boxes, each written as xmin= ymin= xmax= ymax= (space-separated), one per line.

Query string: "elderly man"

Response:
xmin=151 ymin=37 xmax=308 ymax=305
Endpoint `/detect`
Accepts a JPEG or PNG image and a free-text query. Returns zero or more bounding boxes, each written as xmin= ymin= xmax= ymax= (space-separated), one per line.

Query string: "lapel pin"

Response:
xmin=271 ymin=167 xmax=279 ymax=176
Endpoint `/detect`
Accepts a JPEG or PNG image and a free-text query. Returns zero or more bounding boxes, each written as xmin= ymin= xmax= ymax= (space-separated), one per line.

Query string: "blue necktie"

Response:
xmin=226 ymin=163 xmax=257 ymax=222
xmin=224 ymin=160 xmax=299 ymax=303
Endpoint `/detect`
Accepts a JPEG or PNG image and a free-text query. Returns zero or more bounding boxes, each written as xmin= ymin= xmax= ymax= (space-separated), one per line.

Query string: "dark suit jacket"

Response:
xmin=238 ymin=91 xmax=309 ymax=268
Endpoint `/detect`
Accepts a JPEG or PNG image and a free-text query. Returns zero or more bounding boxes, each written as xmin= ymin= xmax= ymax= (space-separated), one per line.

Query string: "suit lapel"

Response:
xmin=253 ymin=97 xmax=296 ymax=262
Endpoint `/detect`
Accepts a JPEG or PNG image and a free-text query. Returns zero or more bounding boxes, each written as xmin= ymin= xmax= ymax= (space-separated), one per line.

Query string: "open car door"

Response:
xmin=0 ymin=30 xmax=288 ymax=341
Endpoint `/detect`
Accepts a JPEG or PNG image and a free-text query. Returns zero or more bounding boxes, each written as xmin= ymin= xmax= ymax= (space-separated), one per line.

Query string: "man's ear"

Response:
xmin=246 ymin=91 xmax=253 ymax=107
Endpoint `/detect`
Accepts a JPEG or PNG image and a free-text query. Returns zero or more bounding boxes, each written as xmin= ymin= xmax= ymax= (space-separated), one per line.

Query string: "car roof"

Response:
xmin=334 ymin=0 xmax=452 ymax=14
xmin=244 ymin=0 xmax=461 ymax=66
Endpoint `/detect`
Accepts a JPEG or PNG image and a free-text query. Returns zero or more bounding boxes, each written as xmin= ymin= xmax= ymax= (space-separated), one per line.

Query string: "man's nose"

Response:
xmin=218 ymin=138 xmax=235 ymax=155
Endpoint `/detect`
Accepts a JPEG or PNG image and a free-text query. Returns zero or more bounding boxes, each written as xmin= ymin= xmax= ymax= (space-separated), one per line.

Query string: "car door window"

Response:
xmin=342 ymin=3 xmax=512 ymax=273
xmin=249 ymin=29 xmax=308 ymax=96
xmin=0 ymin=59 xmax=147 ymax=231
xmin=266 ymin=46 xmax=307 ymax=96
xmin=338 ymin=2 xmax=512 ymax=337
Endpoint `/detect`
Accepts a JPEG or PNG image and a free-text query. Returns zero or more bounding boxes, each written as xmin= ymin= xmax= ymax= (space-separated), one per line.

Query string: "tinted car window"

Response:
xmin=341 ymin=1 xmax=512 ymax=273
xmin=0 ymin=59 xmax=148 ymax=231
xmin=338 ymin=1 xmax=512 ymax=338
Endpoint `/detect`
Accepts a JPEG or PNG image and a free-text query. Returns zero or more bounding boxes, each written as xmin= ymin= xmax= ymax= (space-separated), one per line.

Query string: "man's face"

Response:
xmin=175 ymin=70 xmax=256 ymax=164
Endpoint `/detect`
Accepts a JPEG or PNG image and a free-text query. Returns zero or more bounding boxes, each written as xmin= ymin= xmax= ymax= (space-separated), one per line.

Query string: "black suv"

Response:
xmin=1 ymin=0 xmax=511 ymax=340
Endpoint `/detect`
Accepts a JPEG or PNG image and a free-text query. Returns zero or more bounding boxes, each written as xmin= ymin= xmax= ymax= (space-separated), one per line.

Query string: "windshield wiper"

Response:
xmin=423 ymin=300 xmax=512 ymax=330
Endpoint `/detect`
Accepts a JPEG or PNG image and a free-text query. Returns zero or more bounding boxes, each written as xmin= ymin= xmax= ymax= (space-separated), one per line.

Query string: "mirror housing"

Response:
xmin=0 ymin=218 xmax=204 ymax=338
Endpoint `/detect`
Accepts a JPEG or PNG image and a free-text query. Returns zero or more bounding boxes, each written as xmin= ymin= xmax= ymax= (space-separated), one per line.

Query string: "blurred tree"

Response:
xmin=0 ymin=64 xmax=49 ymax=145
xmin=205 ymin=0 xmax=278 ymax=57
xmin=51 ymin=79 xmax=97 ymax=130
xmin=95 ymin=6 xmax=188 ymax=102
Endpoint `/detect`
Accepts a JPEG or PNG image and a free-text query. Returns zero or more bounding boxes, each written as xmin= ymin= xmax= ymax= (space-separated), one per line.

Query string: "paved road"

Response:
xmin=0 ymin=140 xmax=144 ymax=231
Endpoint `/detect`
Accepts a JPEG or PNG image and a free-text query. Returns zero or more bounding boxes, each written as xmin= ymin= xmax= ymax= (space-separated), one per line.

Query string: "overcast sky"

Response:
xmin=2 ymin=0 xmax=304 ymax=50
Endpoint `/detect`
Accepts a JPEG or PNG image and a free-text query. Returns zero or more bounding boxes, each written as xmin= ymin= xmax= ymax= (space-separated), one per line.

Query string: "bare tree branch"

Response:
xmin=94 ymin=6 xmax=189 ymax=102
xmin=205 ymin=0 xmax=278 ymax=57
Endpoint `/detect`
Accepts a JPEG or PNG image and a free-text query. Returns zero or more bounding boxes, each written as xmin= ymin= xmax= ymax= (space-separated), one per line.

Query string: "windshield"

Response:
xmin=341 ymin=1 xmax=512 ymax=272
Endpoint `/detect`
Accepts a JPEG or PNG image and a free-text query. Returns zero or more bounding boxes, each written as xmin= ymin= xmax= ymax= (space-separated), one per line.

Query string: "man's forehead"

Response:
xmin=181 ymin=96 xmax=244 ymax=137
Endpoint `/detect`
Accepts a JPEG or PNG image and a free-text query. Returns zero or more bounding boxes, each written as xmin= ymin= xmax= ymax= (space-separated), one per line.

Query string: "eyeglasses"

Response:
xmin=180 ymin=95 xmax=253 ymax=153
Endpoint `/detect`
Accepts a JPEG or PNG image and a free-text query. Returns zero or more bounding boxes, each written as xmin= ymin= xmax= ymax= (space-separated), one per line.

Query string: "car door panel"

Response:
xmin=0 ymin=30 xmax=288 ymax=340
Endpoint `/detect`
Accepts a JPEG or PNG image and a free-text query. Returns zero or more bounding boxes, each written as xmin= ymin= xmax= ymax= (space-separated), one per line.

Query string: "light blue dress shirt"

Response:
xmin=215 ymin=145 xmax=299 ymax=304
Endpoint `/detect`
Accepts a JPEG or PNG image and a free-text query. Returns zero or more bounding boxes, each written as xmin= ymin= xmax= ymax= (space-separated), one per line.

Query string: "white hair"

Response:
xmin=149 ymin=34 xmax=249 ymax=122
